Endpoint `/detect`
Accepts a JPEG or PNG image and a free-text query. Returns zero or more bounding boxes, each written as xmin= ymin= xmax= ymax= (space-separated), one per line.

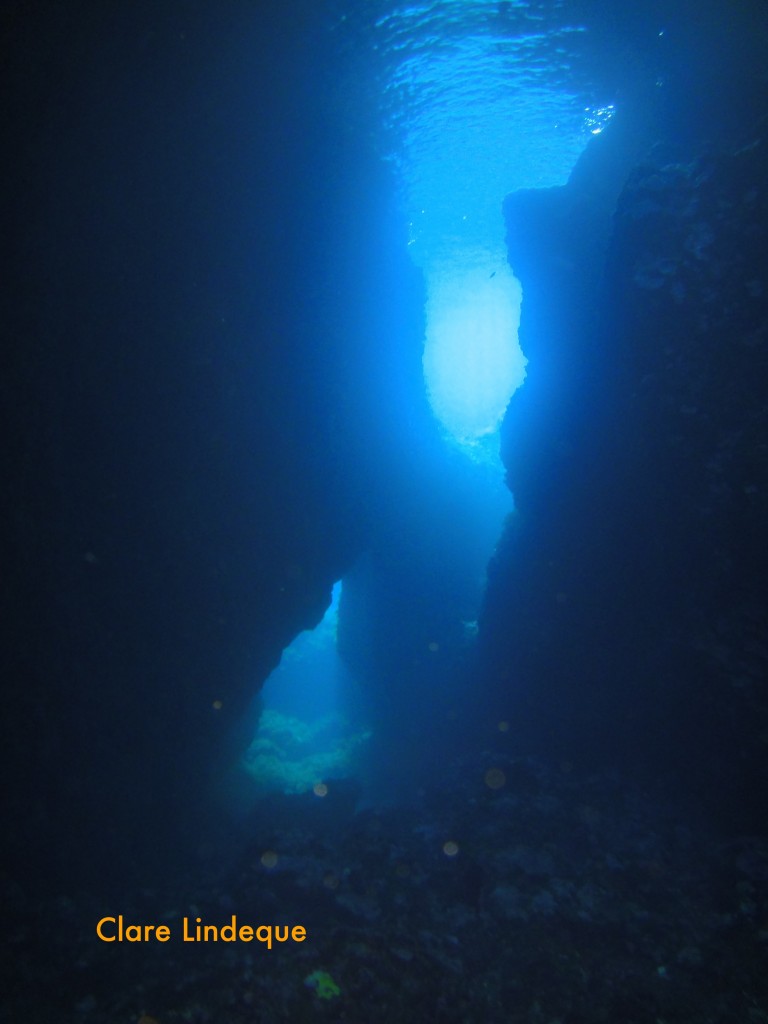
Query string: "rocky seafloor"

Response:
xmin=5 ymin=753 xmax=768 ymax=1024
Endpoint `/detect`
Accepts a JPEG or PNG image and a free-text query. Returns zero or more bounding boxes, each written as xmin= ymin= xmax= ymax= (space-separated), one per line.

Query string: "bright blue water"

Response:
xmin=373 ymin=0 xmax=614 ymax=449
xmin=246 ymin=581 xmax=371 ymax=793
xmin=376 ymin=1 xmax=607 ymax=257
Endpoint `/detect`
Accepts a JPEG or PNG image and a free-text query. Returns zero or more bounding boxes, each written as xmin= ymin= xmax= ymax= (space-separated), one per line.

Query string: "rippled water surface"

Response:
xmin=371 ymin=0 xmax=613 ymax=258
xmin=332 ymin=0 xmax=614 ymax=446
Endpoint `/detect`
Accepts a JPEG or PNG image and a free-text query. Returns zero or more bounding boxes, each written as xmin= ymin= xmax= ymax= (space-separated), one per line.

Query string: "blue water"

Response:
xmin=375 ymin=0 xmax=612 ymax=260
xmin=368 ymin=1 xmax=614 ymax=448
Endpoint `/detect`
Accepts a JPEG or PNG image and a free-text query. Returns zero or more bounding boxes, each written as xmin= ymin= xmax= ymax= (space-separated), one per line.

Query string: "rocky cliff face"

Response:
xmin=485 ymin=108 xmax=768 ymax=831
xmin=1 ymin=0 xmax=423 ymax=891
xmin=606 ymin=129 xmax=768 ymax=822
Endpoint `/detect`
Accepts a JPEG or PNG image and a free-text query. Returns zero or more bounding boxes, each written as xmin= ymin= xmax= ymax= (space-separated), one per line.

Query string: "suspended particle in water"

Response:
xmin=484 ymin=767 xmax=506 ymax=790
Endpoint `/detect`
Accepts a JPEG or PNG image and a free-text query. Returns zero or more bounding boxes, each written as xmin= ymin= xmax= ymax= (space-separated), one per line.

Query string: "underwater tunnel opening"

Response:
xmin=423 ymin=249 xmax=526 ymax=453
xmin=242 ymin=581 xmax=370 ymax=796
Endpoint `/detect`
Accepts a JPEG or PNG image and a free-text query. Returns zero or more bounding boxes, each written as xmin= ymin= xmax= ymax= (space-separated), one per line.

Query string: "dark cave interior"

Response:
xmin=3 ymin=0 xmax=767 ymax=904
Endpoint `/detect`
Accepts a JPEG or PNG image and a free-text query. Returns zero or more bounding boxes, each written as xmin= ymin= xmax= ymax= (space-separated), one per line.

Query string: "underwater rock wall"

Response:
xmin=603 ymin=128 xmax=768 ymax=823
xmin=487 ymin=102 xmax=768 ymax=830
xmin=1 ymin=0 xmax=420 ymax=891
